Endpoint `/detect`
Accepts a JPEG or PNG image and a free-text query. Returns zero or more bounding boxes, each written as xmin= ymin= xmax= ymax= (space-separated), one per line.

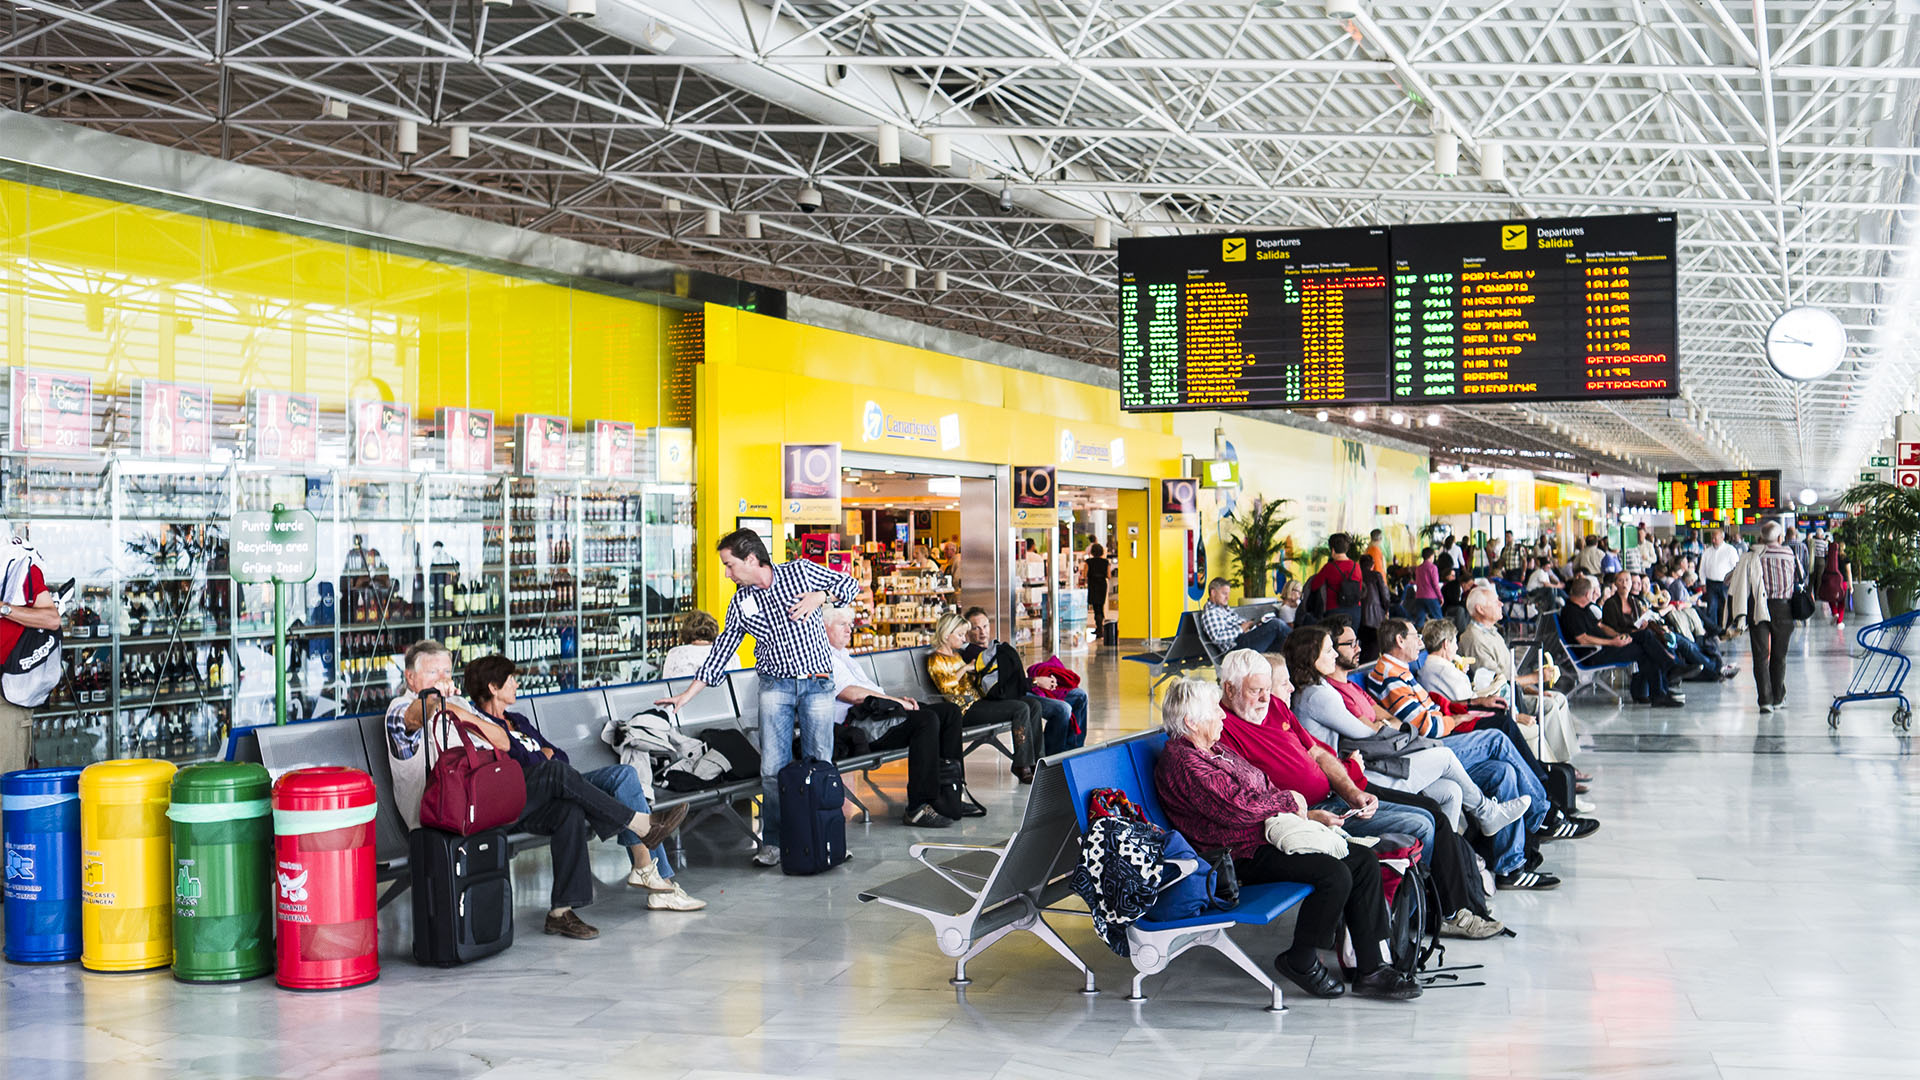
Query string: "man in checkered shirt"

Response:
xmin=659 ymin=528 xmax=860 ymax=866
xmin=1198 ymin=577 xmax=1285 ymax=655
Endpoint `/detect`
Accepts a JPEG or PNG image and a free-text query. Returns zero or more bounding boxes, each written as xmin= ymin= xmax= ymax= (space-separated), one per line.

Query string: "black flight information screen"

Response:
xmin=1118 ymin=226 xmax=1391 ymax=411
xmin=1657 ymin=471 xmax=1782 ymax=527
xmin=1389 ymin=212 xmax=1678 ymax=402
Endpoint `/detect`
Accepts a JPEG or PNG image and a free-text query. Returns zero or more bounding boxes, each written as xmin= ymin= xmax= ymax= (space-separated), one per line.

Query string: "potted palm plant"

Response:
xmin=1838 ymin=481 xmax=1920 ymax=617
xmin=1222 ymin=497 xmax=1293 ymax=599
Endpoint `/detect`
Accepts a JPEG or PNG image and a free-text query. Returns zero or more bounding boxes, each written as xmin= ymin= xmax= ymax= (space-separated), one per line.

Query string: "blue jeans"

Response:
xmin=757 ymin=674 xmax=837 ymax=845
xmin=1314 ymin=794 xmax=1435 ymax=865
xmin=1442 ymin=728 xmax=1548 ymax=874
xmin=1036 ymin=688 xmax=1090 ymax=756
xmin=1410 ymin=598 xmax=1444 ymax=623
xmin=580 ymin=764 xmax=673 ymax=877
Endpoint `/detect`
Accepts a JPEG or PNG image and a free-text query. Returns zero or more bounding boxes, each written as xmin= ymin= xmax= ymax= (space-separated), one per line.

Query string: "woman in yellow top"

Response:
xmin=927 ymin=611 xmax=1044 ymax=783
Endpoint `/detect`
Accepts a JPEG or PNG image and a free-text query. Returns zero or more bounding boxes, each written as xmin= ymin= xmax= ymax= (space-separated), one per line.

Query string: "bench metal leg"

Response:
xmin=375 ymin=877 xmax=411 ymax=911
xmin=946 ymin=910 xmax=1096 ymax=994
xmin=963 ymin=731 xmax=1014 ymax=762
xmin=1126 ymin=924 xmax=1284 ymax=1011
xmin=856 ymin=769 xmax=900 ymax=815
xmin=844 ymin=785 xmax=873 ymax=823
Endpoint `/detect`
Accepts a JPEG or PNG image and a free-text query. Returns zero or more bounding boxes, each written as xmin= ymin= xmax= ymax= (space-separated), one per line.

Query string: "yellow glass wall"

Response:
xmin=0 ymin=172 xmax=684 ymax=434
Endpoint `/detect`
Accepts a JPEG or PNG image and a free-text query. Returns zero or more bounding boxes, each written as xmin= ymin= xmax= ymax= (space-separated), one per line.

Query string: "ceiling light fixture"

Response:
xmin=644 ymin=20 xmax=676 ymax=50
xmin=703 ymin=208 xmax=722 ymax=236
xmin=998 ymin=180 xmax=1013 ymax=212
xmin=1093 ymin=218 xmax=1112 ymax=248
xmin=1426 ymin=413 xmax=1442 ymax=427
xmin=1389 ymin=411 xmax=1406 ymax=425
xmin=325 ymin=98 xmax=349 ymax=119
xmin=395 ymin=118 xmax=418 ymax=156
xmin=1315 ymin=409 xmax=1329 ymax=422
xmin=1321 ymin=0 xmax=1365 ymax=17
xmin=448 ymin=125 xmax=471 ymax=159
xmin=744 ymin=213 xmax=762 ymax=239
xmin=1478 ymin=140 xmax=1505 ymax=181
xmin=902 ymin=266 xmax=918 ymax=289
xmin=927 ymin=131 xmax=952 ymax=169
xmin=876 ymin=123 xmax=900 ymax=167
xmin=1432 ymin=131 xmax=1459 ymax=177
xmin=1799 ymin=487 xmax=1819 ymax=505
xmin=566 ymin=0 xmax=595 ymax=19
xmin=1352 ymin=408 xmax=1369 ymax=423
xmin=663 ymin=196 xmax=682 ymax=213
xmin=933 ymin=269 xmax=949 ymax=291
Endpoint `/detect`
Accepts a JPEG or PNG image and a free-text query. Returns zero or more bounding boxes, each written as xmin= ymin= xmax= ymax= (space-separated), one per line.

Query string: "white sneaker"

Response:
xmin=626 ymin=863 xmax=676 ymax=893
xmin=646 ymin=883 xmax=707 ymax=912
xmin=1438 ymin=910 xmax=1505 ymax=940
xmin=1758 ymin=703 xmax=1775 ymax=714
xmin=1473 ymin=794 xmax=1532 ymax=836
xmin=1575 ymin=797 xmax=1596 ymax=814
xmin=751 ymin=844 xmax=782 ymax=867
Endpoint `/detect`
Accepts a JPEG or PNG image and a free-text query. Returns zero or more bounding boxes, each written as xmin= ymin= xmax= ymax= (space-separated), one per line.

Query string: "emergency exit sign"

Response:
xmin=1870 ymin=456 xmax=1892 ymax=467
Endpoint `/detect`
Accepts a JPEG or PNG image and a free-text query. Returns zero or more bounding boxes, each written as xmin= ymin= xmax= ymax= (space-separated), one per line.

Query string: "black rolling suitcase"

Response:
xmin=777 ymin=758 xmax=848 ymax=876
xmin=410 ymin=826 xmax=514 ymax=966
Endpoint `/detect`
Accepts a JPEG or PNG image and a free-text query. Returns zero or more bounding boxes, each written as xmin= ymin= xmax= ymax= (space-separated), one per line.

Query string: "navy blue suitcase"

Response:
xmin=777 ymin=758 xmax=848 ymax=875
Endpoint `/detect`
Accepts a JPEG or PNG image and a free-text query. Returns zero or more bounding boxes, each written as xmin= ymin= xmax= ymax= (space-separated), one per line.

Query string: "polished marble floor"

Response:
xmin=5 ymin=614 xmax=1917 ymax=1079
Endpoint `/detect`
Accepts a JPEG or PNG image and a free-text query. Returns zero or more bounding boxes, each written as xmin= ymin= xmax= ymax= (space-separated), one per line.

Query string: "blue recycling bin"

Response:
xmin=4 ymin=767 xmax=85 ymax=964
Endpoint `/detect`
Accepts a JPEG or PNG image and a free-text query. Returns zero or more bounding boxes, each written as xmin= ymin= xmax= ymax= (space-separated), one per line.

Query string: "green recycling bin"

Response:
xmin=167 ymin=762 xmax=274 ymax=983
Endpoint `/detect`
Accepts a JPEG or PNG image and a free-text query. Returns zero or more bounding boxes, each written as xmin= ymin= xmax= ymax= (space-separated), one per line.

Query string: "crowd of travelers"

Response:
xmin=379 ymin=516 xmax=1827 ymax=983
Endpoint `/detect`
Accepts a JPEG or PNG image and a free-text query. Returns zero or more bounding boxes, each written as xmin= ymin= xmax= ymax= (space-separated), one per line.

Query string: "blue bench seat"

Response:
xmin=1056 ymin=731 xmax=1304 ymax=1010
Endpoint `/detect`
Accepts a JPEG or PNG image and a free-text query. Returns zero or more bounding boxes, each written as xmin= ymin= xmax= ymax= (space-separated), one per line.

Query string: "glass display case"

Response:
xmin=7 ymin=454 xmax=698 ymax=768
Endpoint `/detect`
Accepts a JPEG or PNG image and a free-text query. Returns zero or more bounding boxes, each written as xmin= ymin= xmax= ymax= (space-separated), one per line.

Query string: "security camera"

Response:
xmin=798 ymin=185 xmax=822 ymax=213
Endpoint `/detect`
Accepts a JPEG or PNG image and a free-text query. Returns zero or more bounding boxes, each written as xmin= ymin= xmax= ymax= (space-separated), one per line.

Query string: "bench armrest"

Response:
xmin=907 ymin=840 xmax=1009 ymax=898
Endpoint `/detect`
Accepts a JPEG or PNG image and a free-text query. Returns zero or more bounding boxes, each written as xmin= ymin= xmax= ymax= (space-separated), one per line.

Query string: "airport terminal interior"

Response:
xmin=1 ymin=3 xmax=1919 ymax=1078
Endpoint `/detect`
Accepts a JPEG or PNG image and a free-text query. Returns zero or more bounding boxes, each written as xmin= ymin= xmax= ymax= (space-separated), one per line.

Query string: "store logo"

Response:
xmin=1059 ymin=429 xmax=1114 ymax=466
xmin=6 ymin=848 xmax=33 ymax=881
xmin=277 ymin=865 xmax=309 ymax=903
xmin=1059 ymin=430 xmax=1076 ymax=462
xmin=1501 ymin=224 xmax=1528 ymax=250
xmin=861 ymin=400 xmax=939 ymax=444
xmin=1222 ymin=237 xmax=1247 ymax=262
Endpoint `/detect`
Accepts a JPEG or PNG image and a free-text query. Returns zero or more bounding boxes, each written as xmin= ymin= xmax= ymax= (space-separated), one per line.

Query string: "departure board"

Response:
xmin=1388 ymin=213 xmax=1678 ymax=403
xmin=1656 ymin=470 xmax=1782 ymax=527
xmin=1118 ymin=227 xmax=1392 ymax=411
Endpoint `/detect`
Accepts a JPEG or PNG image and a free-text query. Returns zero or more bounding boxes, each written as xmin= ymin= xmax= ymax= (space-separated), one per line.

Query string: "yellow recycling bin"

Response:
xmin=79 ymin=759 xmax=177 ymax=973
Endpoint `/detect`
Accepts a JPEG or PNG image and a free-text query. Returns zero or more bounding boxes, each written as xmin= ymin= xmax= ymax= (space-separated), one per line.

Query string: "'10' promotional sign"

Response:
xmin=517 ymin=414 xmax=571 ymax=476
xmin=782 ymin=442 xmax=841 ymax=525
xmin=140 ymin=380 xmax=212 ymax=460
xmin=11 ymin=368 xmax=93 ymax=454
xmin=249 ymin=390 xmax=318 ymax=465
xmin=1012 ymin=465 xmax=1058 ymax=528
xmin=439 ymin=407 xmax=496 ymax=472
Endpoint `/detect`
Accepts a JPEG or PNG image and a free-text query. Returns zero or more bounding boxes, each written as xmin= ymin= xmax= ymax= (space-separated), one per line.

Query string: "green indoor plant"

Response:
xmin=1838 ymin=480 xmax=1920 ymax=616
xmin=1222 ymin=497 xmax=1293 ymax=599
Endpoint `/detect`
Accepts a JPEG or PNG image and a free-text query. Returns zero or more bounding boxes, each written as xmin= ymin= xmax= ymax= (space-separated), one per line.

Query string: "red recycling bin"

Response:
xmin=271 ymin=767 xmax=378 ymax=991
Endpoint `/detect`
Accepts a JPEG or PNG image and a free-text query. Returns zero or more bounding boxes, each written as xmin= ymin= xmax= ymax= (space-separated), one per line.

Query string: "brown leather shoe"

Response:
xmin=639 ymin=803 xmax=689 ymax=850
xmin=543 ymin=910 xmax=599 ymax=940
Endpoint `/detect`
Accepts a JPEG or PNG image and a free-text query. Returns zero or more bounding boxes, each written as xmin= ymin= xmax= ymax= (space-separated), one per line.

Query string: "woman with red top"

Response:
xmin=1152 ymin=677 xmax=1419 ymax=1001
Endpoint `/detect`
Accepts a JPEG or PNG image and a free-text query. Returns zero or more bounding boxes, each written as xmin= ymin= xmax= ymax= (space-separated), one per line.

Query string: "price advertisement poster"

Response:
xmin=139 ymin=379 xmax=212 ymax=460
xmin=10 ymin=368 xmax=93 ymax=455
xmin=652 ymin=425 xmax=693 ymax=484
xmin=438 ymin=407 xmax=496 ymax=473
xmin=1012 ymin=465 xmax=1059 ymax=528
xmin=782 ymin=442 xmax=841 ymax=525
xmin=352 ymin=399 xmax=412 ymax=469
xmin=517 ymin=413 xmax=571 ymax=476
xmin=248 ymin=389 xmax=318 ymax=465
xmin=591 ymin=420 xmax=636 ymax=479
xmin=1161 ymin=477 xmax=1199 ymax=528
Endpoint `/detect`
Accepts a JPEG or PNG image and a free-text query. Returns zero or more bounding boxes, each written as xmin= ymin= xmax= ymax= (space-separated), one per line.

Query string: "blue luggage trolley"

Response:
xmin=1828 ymin=609 xmax=1919 ymax=731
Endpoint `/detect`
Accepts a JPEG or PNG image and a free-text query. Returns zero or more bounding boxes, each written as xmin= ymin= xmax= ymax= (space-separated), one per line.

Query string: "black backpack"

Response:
xmin=1336 ymin=567 xmax=1363 ymax=609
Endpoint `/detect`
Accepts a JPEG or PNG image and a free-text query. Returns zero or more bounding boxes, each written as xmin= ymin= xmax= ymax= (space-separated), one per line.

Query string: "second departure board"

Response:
xmin=1119 ymin=226 xmax=1392 ymax=411
xmin=1656 ymin=470 xmax=1782 ymax=527
xmin=1389 ymin=213 xmax=1677 ymax=402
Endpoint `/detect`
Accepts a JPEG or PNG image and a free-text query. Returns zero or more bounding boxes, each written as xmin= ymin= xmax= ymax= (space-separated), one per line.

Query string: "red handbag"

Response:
xmin=418 ymin=709 xmax=526 ymax=836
